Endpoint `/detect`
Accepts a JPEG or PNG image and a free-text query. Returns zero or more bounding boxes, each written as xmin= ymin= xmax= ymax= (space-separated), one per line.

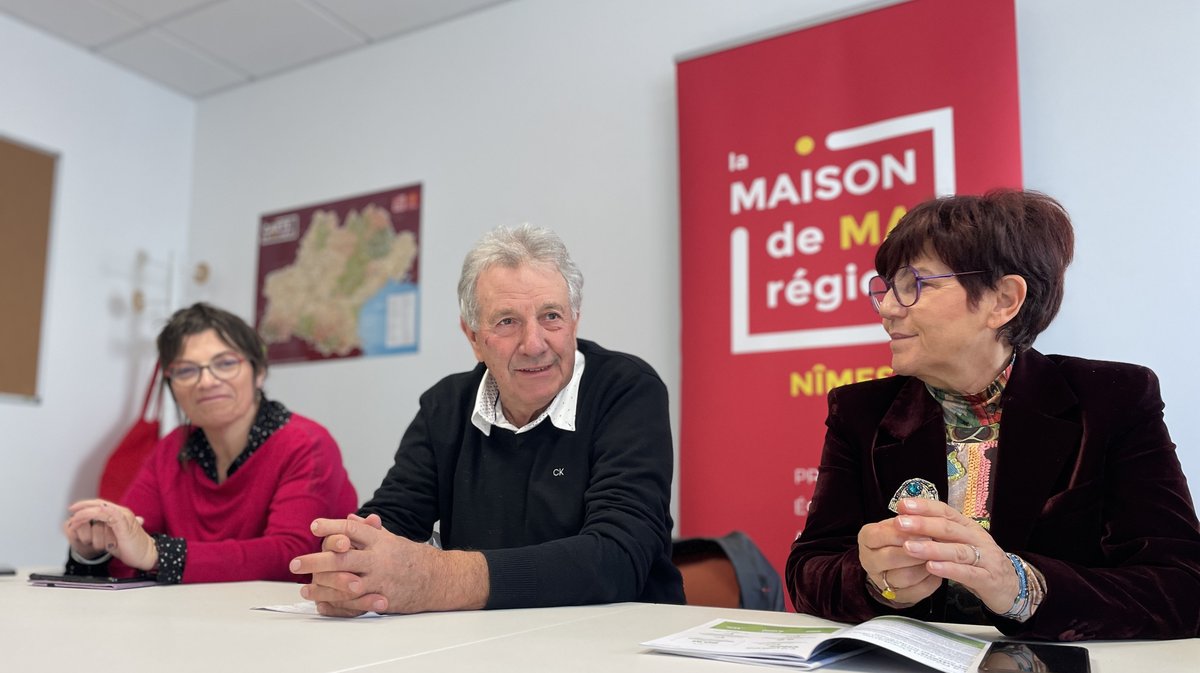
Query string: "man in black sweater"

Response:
xmin=291 ymin=224 xmax=684 ymax=615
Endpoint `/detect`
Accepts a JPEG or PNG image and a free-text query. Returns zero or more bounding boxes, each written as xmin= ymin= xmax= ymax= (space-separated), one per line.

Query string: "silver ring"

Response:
xmin=969 ymin=544 xmax=981 ymax=566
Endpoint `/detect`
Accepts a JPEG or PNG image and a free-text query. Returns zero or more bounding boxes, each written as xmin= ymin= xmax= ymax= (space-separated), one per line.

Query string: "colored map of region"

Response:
xmin=259 ymin=203 xmax=418 ymax=357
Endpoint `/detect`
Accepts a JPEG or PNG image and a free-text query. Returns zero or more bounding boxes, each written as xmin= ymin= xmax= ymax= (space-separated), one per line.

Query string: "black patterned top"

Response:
xmin=182 ymin=397 xmax=291 ymax=483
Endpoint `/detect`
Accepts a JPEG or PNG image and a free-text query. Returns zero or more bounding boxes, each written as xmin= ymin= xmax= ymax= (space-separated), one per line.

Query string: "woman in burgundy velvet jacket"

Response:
xmin=786 ymin=190 xmax=1200 ymax=641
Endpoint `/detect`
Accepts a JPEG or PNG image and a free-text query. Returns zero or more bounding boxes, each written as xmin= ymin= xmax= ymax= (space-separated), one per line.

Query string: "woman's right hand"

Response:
xmin=63 ymin=508 xmax=107 ymax=561
xmin=858 ymin=518 xmax=940 ymax=606
xmin=63 ymin=499 xmax=158 ymax=570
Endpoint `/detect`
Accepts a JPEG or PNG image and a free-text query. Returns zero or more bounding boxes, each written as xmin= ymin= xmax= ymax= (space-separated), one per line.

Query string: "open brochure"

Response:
xmin=641 ymin=614 xmax=988 ymax=672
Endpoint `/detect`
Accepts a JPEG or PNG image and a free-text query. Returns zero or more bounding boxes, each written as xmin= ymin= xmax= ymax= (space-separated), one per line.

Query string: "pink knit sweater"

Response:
xmin=119 ymin=413 xmax=357 ymax=582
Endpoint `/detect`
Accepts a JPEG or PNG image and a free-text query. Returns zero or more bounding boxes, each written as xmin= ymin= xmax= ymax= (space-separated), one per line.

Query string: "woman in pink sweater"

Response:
xmin=62 ymin=303 xmax=357 ymax=583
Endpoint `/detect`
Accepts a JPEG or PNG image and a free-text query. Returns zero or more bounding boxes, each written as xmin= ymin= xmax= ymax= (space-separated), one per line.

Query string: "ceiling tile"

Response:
xmin=161 ymin=0 xmax=365 ymax=78
xmin=310 ymin=0 xmax=509 ymax=41
xmin=0 ymin=0 xmax=515 ymax=98
xmin=0 ymin=0 xmax=139 ymax=47
xmin=101 ymin=0 xmax=215 ymax=23
xmin=100 ymin=27 xmax=247 ymax=97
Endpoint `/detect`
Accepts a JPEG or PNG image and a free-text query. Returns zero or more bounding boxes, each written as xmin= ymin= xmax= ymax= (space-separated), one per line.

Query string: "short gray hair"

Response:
xmin=458 ymin=224 xmax=583 ymax=331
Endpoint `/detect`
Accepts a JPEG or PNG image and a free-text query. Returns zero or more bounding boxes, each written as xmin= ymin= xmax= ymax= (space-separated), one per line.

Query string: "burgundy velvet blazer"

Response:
xmin=786 ymin=348 xmax=1200 ymax=640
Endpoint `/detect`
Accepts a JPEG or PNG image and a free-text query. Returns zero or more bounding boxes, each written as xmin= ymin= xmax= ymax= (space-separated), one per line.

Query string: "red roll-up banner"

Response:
xmin=676 ymin=0 xmax=1021 ymax=605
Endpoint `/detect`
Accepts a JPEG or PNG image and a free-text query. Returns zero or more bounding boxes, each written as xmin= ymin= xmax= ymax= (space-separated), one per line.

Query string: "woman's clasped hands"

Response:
xmin=63 ymin=499 xmax=158 ymax=570
xmin=859 ymin=497 xmax=1020 ymax=614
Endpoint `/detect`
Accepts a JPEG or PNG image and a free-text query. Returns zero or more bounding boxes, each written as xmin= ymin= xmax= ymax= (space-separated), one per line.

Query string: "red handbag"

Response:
xmin=98 ymin=363 xmax=164 ymax=502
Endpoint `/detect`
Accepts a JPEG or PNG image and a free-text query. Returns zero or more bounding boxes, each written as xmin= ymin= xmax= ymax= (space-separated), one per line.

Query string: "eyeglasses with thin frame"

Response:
xmin=166 ymin=352 xmax=245 ymax=385
xmin=867 ymin=266 xmax=985 ymax=313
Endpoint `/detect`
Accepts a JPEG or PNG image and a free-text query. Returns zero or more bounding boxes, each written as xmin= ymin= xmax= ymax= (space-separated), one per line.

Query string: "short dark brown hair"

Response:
xmin=874 ymin=189 xmax=1074 ymax=351
xmin=157 ymin=302 xmax=268 ymax=377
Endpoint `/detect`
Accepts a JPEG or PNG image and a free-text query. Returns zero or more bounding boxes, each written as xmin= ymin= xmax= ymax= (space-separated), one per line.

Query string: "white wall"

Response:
xmin=8 ymin=0 xmax=1199 ymax=564
xmin=1017 ymin=0 xmax=1200 ymax=485
xmin=0 ymin=16 xmax=195 ymax=564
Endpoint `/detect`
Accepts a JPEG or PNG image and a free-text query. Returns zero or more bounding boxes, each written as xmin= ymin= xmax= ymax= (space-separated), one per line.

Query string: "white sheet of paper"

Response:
xmin=253 ymin=601 xmax=384 ymax=618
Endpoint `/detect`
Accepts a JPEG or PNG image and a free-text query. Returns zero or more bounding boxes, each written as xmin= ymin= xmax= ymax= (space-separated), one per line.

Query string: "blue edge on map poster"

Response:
xmin=357 ymin=281 xmax=420 ymax=356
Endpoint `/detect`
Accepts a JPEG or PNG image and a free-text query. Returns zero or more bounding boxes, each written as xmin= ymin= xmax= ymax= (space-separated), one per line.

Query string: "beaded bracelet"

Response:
xmin=1001 ymin=553 xmax=1037 ymax=621
xmin=1025 ymin=561 xmax=1046 ymax=616
xmin=1007 ymin=553 xmax=1028 ymax=596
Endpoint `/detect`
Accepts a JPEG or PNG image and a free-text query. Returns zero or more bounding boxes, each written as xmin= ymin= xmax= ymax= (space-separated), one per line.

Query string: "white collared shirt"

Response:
xmin=470 ymin=349 xmax=585 ymax=436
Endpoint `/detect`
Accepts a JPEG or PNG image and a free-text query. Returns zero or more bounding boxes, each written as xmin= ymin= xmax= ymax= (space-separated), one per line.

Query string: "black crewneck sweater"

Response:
xmin=360 ymin=339 xmax=684 ymax=608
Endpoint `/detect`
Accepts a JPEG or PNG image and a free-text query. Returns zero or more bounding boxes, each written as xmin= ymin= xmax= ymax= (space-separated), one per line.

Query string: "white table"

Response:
xmin=3 ymin=569 xmax=1196 ymax=672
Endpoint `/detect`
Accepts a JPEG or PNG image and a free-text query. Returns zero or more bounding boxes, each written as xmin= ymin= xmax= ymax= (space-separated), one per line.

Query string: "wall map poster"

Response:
xmin=256 ymin=184 xmax=421 ymax=364
xmin=676 ymin=0 xmax=1022 ymax=597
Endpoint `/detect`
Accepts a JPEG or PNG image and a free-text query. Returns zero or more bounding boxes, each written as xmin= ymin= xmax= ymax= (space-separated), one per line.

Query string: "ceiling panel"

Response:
xmin=100 ymin=28 xmax=246 ymax=97
xmin=310 ymin=0 xmax=509 ymax=41
xmin=0 ymin=0 xmax=513 ymax=98
xmin=103 ymin=0 xmax=215 ymax=23
xmin=0 ymin=0 xmax=139 ymax=48
xmin=161 ymin=0 xmax=364 ymax=78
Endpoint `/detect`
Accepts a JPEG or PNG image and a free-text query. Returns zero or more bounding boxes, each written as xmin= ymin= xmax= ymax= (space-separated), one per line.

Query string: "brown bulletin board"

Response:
xmin=0 ymin=136 xmax=56 ymax=400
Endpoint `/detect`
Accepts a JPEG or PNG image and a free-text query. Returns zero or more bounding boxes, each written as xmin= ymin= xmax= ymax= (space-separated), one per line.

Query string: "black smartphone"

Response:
xmin=978 ymin=641 xmax=1091 ymax=673
xmin=28 ymin=573 xmax=156 ymax=589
